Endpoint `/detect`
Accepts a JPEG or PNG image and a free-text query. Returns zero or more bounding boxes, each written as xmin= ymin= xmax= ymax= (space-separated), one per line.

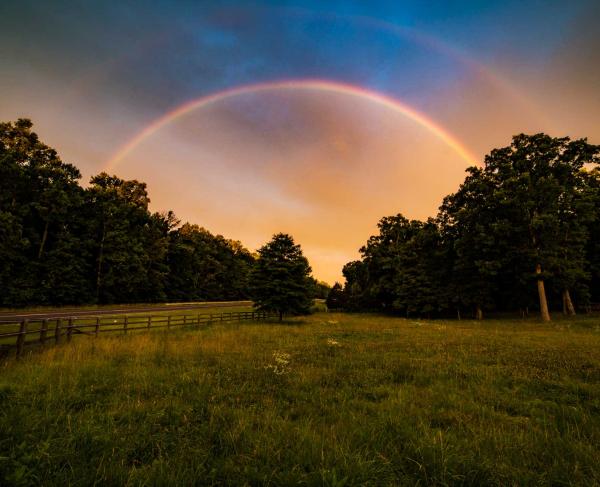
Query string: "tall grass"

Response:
xmin=1 ymin=313 xmax=599 ymax=485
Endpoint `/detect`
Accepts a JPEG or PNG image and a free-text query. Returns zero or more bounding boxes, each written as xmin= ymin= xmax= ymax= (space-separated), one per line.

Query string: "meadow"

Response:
xmin=1 ymin=312 xmax=599 ymax=486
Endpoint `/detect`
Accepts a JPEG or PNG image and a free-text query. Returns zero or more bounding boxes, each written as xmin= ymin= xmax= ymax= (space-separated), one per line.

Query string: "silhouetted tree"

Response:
xmin=251 ymin=234 xmax=313 ymax=321
xmin=326 ymin=282 xmax=346 ymax=310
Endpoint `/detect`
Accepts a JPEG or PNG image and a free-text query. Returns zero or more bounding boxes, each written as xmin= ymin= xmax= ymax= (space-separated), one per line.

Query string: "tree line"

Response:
xmin=330 ymin=134 xmax=600 ymax=321
xmin=0 ymin=119 xmax=326 ymax=308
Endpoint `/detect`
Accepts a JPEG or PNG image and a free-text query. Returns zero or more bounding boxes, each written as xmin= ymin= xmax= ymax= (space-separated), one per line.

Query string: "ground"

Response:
xmin=1 ymin=312 xmax=599 ymax=485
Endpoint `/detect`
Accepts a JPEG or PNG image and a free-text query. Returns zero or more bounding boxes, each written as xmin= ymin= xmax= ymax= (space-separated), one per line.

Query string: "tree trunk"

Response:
xmin=562 ymin=289 xmax=576 ymax=316
xmin=536 ymin=263 xmax=551 ymax=322
xmin=457 ymin=308 xmax=461 ymax=320
xmin=96 ymin=222 xmax=106 ymax=302
xmin=475 ymin=305 xmax=483 ymax=320
xmin=278 ymin=311 xmax=283 ymax=322
xmin=38 ymin=220 xmax=49 ymax=259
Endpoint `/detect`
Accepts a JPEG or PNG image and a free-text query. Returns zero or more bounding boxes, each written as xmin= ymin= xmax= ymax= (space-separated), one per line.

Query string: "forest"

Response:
xmin=331 ymin=134 xmax=600 ymax=320
xmin=2 ymin=119 xmax=599 ymax=320
xmin=0 ymin=119 xmax=262 ymax=306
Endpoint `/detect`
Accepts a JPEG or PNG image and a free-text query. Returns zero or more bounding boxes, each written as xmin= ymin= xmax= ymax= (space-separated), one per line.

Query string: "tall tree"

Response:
xmin=341 ymin=260 xmax=370 ymax=311
xmin=86 ymin=173 xmax=155 ymax=303
xmin=326 ymin=282 xmax=346 ymax=310
xmin=251 ymin=234 xmax=313 ymax=321
xmin=166 ymin=223 xmax=254 ymax=301
xmin=439 ymin=167 xmax=503 ymax=319
xmin=0 ymin=119 xmax=90 ymax=305
xmin=584 ymin=168 xmax=600 ymax=304
xmin=482 ymin=134 xmax=599 ymax=320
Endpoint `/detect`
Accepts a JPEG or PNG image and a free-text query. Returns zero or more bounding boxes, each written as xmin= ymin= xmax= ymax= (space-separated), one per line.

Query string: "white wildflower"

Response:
xmin=265 ymin=351 xmax=291 ymax=375
xmin=326 ymin=338 xmax=341 ymax=347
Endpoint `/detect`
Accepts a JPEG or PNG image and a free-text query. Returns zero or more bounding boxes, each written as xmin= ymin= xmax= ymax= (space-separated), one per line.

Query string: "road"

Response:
xmin=0 ymin=301 xmax=253 ymax=321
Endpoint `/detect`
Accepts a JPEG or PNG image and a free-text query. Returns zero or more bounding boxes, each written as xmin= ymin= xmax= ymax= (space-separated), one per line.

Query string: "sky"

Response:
xmin=1 ymin=0 xmax=599 ymax=283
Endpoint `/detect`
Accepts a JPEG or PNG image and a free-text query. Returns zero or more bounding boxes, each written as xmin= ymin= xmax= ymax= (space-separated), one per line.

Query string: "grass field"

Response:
xmin=1 ymin=312 xmax=599 ymax=485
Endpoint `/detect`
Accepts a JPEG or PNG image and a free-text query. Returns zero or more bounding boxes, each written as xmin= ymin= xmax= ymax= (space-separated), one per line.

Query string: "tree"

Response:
xmin=326 ymin=282 xmax=346 ymax=310
xmin=482 ymin=134 xmax=599 ymax=321
xmin=342 ymin=260 xmax=370 ymax=310
xmin=391 ymin=218 xmax=449 ymax=317
xmin=584 ymin=168 xmax=600 ymax=304
xmin=251 ymin=233 xmax=313 ymax=321
xmin=86 ymin=173 xmax=154 ymax=303
xmin=309 ymin=278 xmax=331 ymax=299
xmin=439 ymin=167 xmax=503 ymax=319
xmin=166 ymin=223 xmax=254 ymax=302
xmin=340 ymin=134 xmax=599 ymax=320
xmin=0 ymin=119 xmax=91 ymax=305
xmin=353 ymin=214 xmax=450 ymax=317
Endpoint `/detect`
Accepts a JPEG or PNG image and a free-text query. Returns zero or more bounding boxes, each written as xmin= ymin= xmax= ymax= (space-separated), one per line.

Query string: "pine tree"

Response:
xmin=251 ymin=234 xmax=313 ymax=321
xmin=326 ymin=282 xmax=345 ymax=310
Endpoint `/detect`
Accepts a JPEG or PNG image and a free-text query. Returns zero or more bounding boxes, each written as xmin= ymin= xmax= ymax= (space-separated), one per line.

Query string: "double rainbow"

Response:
xmin=105 ymin=79 xmax=478 ymax=171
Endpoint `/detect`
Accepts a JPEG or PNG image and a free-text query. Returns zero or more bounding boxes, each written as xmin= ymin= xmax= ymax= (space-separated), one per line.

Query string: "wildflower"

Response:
xmin=265 ymin=351 xmax=291 ymax=375
xmin=326 ymin=338 xmax=341 ymax=347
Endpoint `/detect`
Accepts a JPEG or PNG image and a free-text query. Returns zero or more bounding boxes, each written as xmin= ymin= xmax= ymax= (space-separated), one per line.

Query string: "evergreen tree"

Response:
xmin=251 ymin=234 xmax=313 ymax=321
xmin=326 ymin=282 xmax=345 ymax=310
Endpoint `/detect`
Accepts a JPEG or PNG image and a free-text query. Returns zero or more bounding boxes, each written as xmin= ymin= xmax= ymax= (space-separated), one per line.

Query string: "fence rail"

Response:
xmin=0 ymin=310 xmax=277 ymax=358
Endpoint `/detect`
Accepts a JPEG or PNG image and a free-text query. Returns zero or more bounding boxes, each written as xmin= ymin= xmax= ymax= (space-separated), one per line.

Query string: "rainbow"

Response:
xmin=105 ymin=79 xmax=478 ymax=171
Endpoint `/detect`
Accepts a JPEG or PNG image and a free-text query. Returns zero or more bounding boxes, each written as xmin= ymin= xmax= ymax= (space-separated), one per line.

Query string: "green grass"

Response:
xmin=1 ymin=313 xmax=600 ymax=485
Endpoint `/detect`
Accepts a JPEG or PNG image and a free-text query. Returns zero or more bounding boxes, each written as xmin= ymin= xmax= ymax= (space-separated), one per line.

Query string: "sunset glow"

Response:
xmin=1 ymin=1 xmax=598 ymax=282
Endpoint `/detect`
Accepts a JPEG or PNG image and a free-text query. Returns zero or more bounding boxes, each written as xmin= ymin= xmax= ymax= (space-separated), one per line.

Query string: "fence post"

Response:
xmin=148 ymin=316 xmax=152 ymax=330
xmin=95 ymin=317 xmax=100 ymax=336
xmin=16 ymin=319 xmax=28 ymax=358
xmin=55 ymin=319 xmax=62 ymax=344
xmin=183 ymin=315 xmax=187 ymax=326
xmin=167 ymin=315 xmax=171 ymax=330
xmin=66 ymin=318 xmax=73 ymax=343
xmin=40 ymin=319 xmax=48 ymax=345
xmin=123 ymin=316 xmax=128 ymax=335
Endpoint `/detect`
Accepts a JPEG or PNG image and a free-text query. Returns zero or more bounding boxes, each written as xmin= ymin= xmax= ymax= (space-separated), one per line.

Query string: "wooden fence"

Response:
xmin=0 ymin=310 xmax=277 ymax=358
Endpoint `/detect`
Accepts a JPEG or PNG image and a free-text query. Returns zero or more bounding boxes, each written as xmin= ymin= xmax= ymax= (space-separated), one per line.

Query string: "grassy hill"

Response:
xmin=1 ymin=313 xmax=599 ymax=485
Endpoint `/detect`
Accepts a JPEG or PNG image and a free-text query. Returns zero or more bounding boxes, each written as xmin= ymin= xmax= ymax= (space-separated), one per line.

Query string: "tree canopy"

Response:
xmin=250 ymin=233 xmax=314 ymax=321
xmin=342 ymin=133 xmax=600 ymax=320
xmin=0 ymin=119 xmax=257 ymax=306
xmin=3 ymin=121 xmax=598 ymax=319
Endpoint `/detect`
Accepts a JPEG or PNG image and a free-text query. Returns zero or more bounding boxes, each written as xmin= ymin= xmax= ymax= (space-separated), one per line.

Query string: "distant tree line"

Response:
xmin=0 ymin=119 xmax=327 ymax=307
xmin=334 ymin=134 xmax=600 ymax=321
